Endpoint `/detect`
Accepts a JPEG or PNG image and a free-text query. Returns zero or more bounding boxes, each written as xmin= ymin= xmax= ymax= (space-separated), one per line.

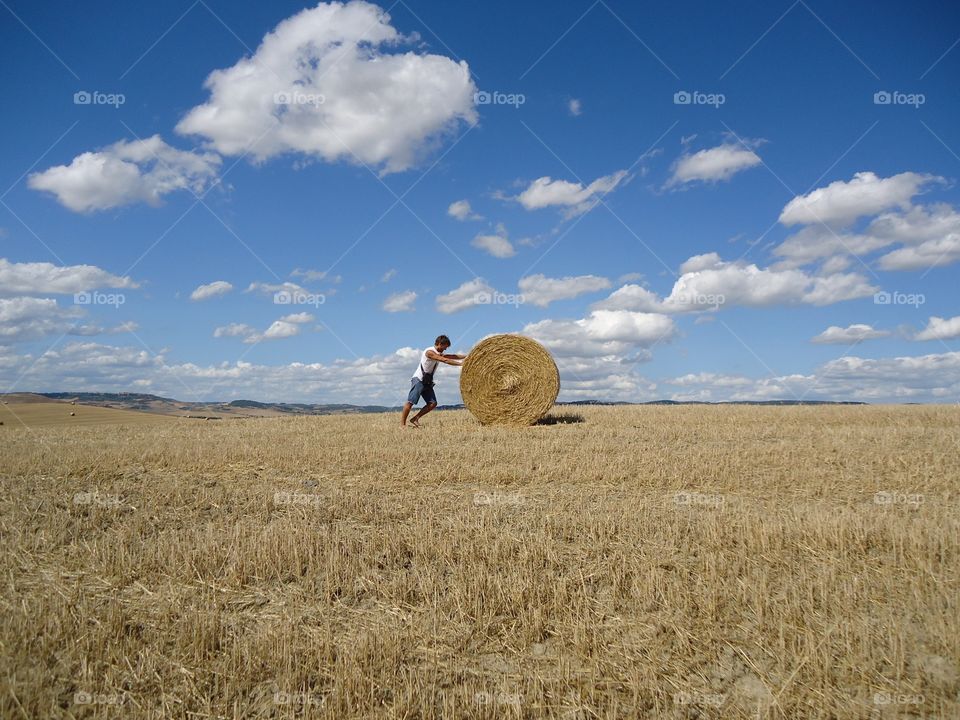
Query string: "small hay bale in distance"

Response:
xmin=460 ymin=334 xmax=560 ymax=426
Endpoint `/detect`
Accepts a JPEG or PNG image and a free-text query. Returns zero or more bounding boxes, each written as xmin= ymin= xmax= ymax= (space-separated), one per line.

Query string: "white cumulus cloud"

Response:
xmin=667 ymin=143 xmax=761 ymax=187
xmin=436 ymin=278 xmax=496 ymax=314
xmin=175 ymin=0 xmax=477 ymax=174
xmin=812 ymin=324 xmax=890 ymax=344
xmin=915 ymin=315 xmax=960 ymax=341
xmin=471 ymin=224 xmax=515 ymax=258
xmin=190 ymin=280 xmax=233 ymax=301
xmin=382 ymin=290 xmax=417 ymax=312
xmin=517 ymin=273 xmax=611 ymax=307
xmin=516 ymin=170 xmax=628 ymax=217
xmin=0 ymin=258 xmax=137 ymax=295
xmin=29 ymin=135 xmax=220 ymax=212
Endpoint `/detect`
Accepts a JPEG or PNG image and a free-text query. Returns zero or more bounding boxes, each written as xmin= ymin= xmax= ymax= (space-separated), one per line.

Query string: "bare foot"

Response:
xmin=410 ymin=418 xmax=421 ymax=428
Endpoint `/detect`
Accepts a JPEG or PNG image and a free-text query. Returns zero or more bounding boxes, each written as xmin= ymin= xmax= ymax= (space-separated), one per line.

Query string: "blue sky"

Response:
xmin=1 ymin=0 xmax=959 ymax=404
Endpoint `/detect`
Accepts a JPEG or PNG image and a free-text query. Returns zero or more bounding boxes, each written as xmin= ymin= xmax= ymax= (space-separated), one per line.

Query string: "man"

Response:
xmin=401 ymin=334 xmax=466 ymax=428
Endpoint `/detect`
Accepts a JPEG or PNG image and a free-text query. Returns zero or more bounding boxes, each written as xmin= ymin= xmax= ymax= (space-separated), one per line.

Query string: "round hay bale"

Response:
xmin=460 ymin=334 xmax=559 ymax=426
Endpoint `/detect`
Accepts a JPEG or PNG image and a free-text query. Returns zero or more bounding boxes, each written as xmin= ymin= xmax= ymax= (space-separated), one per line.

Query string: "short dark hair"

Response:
xmin=435 ymin=334 xmax=451 ymax=348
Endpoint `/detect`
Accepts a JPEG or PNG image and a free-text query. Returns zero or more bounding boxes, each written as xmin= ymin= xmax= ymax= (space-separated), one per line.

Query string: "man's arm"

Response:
xmin=426 ymin=349 xmax=464 ymax=366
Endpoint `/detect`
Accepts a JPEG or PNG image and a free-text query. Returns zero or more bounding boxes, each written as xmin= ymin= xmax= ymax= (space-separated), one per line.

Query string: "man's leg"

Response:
xmin=400 ymin=401 xmax=414 ymax=426
xmin=410 ymin=401 xmax=437 ymax=424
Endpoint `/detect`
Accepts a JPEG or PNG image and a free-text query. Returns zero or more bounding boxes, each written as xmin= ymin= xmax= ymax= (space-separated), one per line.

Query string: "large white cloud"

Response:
xmin=667 ymin=143 xmax=761 ymax=187
xmin=811 ymin=323 xmax=890 ymax=344
xmin=915 ymin=316 xmax=960 ymax=342
xmin=524 ymin=310 xmax=675 ymax=358
xmin=517 ymin=273 xmax=611 ymax=307
xmin=515 ymin=170 xmax=627 ymax=217
xmin=666 ymin=351 xmax=960 ymax=403
xmin=0 ymin=297 xmax=132 ymax=343
xmin=28 ymin=135 xmax=220 ymax=212
xmin=779 ymin=171 xmax=938 ymax=227
xmin=0 ymin=258 xmax=137 ymax=295
xmin=175 ymin=1 xmax=476 ymax=174
xmin=594 ymin=255 xmax=876 ymax=313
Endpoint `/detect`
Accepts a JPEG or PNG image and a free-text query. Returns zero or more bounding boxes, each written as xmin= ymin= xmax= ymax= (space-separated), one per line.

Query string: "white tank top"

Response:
xmin=414 ymin=346 xmax=439 ymax=380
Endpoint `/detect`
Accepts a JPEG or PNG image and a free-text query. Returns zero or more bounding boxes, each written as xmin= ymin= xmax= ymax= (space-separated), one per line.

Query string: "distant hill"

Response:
xmin=0 ymin=392 xmax=870 ymax=420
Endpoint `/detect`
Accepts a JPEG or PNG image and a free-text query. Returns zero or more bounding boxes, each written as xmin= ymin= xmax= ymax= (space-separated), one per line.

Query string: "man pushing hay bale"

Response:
xmin=460 ymin=334 xmax=560 ymax=426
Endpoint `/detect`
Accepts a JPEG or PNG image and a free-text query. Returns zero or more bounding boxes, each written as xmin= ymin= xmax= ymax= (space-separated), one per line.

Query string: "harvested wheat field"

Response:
xmin=0 ymin=404 xmax=957 ymax=719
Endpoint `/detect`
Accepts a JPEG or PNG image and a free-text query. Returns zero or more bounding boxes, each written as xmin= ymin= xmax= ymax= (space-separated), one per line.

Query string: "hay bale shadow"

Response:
xmin=536 ymin=412 xmax=584 ymax=426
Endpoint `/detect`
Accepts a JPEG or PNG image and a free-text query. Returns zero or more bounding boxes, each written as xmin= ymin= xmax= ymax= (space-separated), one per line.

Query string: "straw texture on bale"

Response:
xmin=460 ymin=334 xmax=560 ymax=426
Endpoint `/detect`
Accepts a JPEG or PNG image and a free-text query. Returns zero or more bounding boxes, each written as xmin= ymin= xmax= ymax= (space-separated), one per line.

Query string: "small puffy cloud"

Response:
xmin=568 ymin=98 xmax=582 ymax=116
xmin=915 ymin=316 xmax=960 ymax=341
xmin=214 ymin=323 xmax=255 ymax=339
xmin=176 ymin=1 xmax=477 ymax=174
xmin=382 ymin=290 xmax=417 ymax=312
xmin=517 ymin=273 xmax=611 ymax=307
xmin=436 ymin=278 xmax=496 ymax=314
xmin=471 ymin=224 xmax=515 ymax=258
xmin=291 ymin=268 xmax=340 ymax=283
xmin=667 ymin=143 xmax=761 ymax=187
xmin=190 ymin=280 xmax=233 ymax=301
xmin=516 ymin=170 xmax=628 ymax=217
xmin=779 ymin=171 xmax=939 ymax=227
xmin=381 ymin=268 xmax=397 ymax=282
xmin=28 ymin=135 xmax=220 ymax=212
xmin=0 ymin=258 xmax=137 ymax=295
xmin=448 ymin=199 xmax=481 ymax=221
xmin=812 ymin=324 xmax=890 ymax=344
xmin=245 ymin=281 xmax=308 ymax=296
xmin=215 ymin=313 xmax=313 ymax=344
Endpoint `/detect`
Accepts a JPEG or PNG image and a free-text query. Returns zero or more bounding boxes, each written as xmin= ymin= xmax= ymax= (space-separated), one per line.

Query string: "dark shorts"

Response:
xmin=407 ymin=377 xmax=437 ymax=406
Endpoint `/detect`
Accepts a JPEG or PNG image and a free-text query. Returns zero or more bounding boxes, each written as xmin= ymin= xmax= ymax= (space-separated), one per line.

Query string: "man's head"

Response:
xmin=434 ymin=334 xmax=451 ymax=351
